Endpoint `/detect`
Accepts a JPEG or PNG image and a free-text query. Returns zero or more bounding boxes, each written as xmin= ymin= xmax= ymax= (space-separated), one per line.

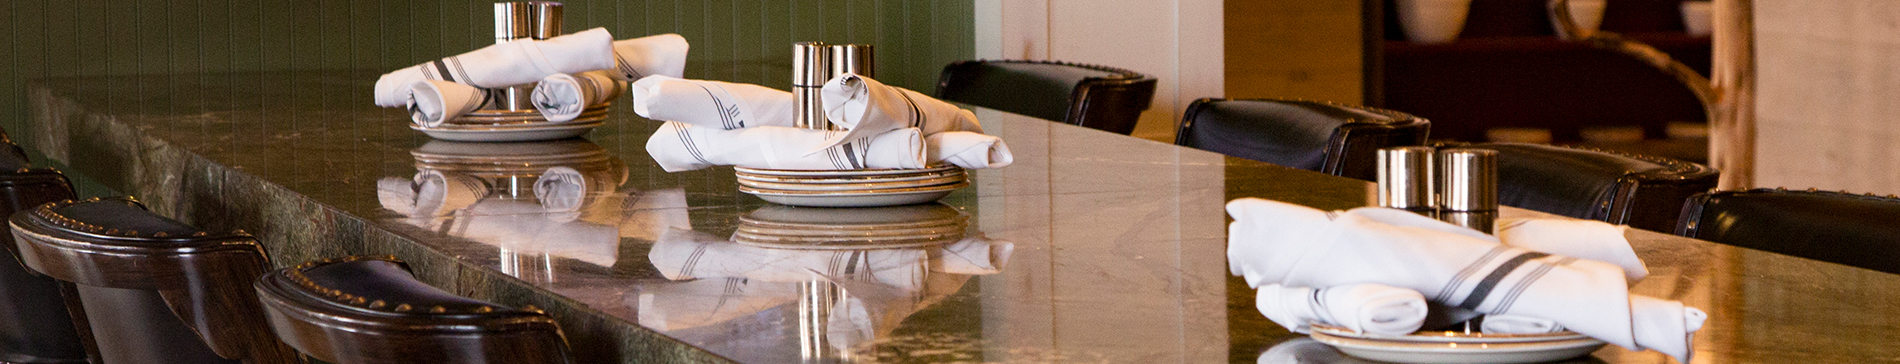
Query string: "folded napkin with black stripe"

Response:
xmin=406 ymin=81 xmax=488 ymax=127
xmin=818 ymin=73 xmax=984 ymax=153
xmin=630 ymin=75 xmax=795 ymax=129
xmin=645 ymin=122 xmax=928 ymax=172
xmin=1226 ymin=198 xmax=1706 ymax=363
xmin=607 ymin=34 xmax=690 ymax=82
xmin=531 ymin=70 xmax=623 ymax=122
xmin=1255 ymin=283 xmax=1430 ymax=336
xmin=375 ymin=28 xmax=616 ymax=107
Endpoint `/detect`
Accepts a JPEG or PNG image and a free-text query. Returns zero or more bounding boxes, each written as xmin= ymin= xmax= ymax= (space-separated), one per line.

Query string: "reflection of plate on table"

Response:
xmin=1308 ymin=323 xmax=1605 ymax=364
xmin=732 ymin=232 xmax=964 ymax=250
xmin=413 ymin=120 xmax=605 ymax=142
xmin=737 ymin=181 xmax=967 ymax=208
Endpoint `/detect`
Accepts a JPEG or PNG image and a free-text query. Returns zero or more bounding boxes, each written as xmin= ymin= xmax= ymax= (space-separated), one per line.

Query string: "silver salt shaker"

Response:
xmin=1377 ymin=146 xmax=1437 ymax=217
xmin=791 ymin=42 xmax=830 ymax=129
xmin=1437 ymin=148 xmax=1499 ymax=234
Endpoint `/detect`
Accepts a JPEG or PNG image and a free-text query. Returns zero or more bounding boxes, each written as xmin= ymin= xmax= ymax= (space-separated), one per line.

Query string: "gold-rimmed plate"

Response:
xmin=734 ymin=174 xmax=967 ymax=191
xmin=734 ymin=164 xmax=960 ymax=177
xmin=737 ymin=181 xmax=969 ymax=207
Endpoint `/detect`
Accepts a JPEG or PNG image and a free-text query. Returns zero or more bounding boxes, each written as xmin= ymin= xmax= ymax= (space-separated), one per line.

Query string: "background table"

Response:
xmin=23 ymin=71 xmax=1900 ymax=363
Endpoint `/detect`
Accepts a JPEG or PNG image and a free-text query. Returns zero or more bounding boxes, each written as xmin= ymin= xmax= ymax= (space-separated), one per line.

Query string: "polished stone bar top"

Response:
xmin=24 ymin=71 xmax=1900 ymax=363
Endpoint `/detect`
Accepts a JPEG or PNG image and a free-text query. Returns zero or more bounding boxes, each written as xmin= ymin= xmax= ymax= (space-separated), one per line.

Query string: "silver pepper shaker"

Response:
xmin=1377 ymin=146 xmax=1437 ymax=217
xmin=791 ymin=42 xmax=830 ymax=129
xmin=826 ymin=44 xmax=874 ymax=79
xmin=1437 ymin=148 xmax=1499 ymax=233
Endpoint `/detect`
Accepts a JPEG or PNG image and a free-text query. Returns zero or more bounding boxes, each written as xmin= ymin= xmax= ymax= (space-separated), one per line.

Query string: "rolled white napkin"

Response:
xmin=926 ymin=132 xmax=1014 ymax=169
xmin=1481 ymin=314 xmax=1566 ymax=334
xmin=531 ymin=71 xmax=623 ymax=122
xmin=817 ymin=73 xmax=983 ymax=153
xmin=608 ymin=33 xmax=690 ymax=82
xmin=374 ymin=28 xmax=616 ymax=107
xmin=1226 ymin=198 xmax=1705 ymax=363
xmin=407 ymin=81 xmax=490 ymax=128
xmin=630 ymin=75 xmax=795 ymax=129
xmin=1496 ymin=217 xmax=1649 ymax=284
xmin=1256 ymin=283 xmax=1430 ymax=335
xmin=645 ymin=122 xmax=926 ymax=172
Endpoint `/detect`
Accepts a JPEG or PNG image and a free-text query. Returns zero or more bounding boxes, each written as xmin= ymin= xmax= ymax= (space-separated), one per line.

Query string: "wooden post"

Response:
xmin=1710 ymin=0 xmax=1755 ymax=189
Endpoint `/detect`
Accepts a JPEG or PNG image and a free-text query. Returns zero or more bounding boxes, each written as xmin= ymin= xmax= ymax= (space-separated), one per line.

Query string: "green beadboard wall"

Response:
xmin=1 ymin=0 xmax=974 ymax=145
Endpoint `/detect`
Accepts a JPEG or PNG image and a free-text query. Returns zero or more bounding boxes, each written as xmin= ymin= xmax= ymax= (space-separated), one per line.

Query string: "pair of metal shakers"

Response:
xmin=791 ymin=42 xmax=875 ymax=129
xmin=488 ymin=2 xmax=566 ymax=112
xmin=1376 ymin=146 xmax=1500 ymax=233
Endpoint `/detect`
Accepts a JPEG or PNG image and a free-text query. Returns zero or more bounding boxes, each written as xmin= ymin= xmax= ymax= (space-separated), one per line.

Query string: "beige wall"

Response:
xmin=1224 ymin=0 xmax=1365 ymax=104
xmin=1754 ymin=0 xmax=1900 ymax=193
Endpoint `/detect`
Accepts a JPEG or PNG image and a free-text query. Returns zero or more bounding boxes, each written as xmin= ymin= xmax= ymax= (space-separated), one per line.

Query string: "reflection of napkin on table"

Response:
xmin=635 ymin=278 xmax=799 ymax=332
xmin=390 ymin=170 xmax=490 ymax=216
xmin=447 ymin=199 xmax=620 ymax=267
xmin=818 ymin=73 xmax=983 ymax=152
xmin=631 ymin=75 xmax=795 ymax=129
xmin=926 ymin=132 xmax=1014 ymax=169
xmin=532 ymin=71 xmax=622 ymax=122
xmin=608 ymin=34 xmax=689 ymax=82
xmin=649 ymin=228 xmax=929 ymax=289
xmin=1226 ymin=198 xmax=1706 ymax=363
xmin=933 ymin=237 xmax=1014 ymax=275
xmin=374 ymin=28 xmax=616 ymax=107
xmin=406 ymin=81 xmax=489 ymax=127
xmin=1258 ymin=338 xmax=1369 ymax=364
xmin=1256 ymin=283 xmax=1429 ymax=335
xmin=646 ymin=122 xmax=926 ymax=172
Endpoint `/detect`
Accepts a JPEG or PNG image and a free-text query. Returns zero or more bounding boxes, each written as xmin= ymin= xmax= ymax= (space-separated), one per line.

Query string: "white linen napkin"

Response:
xmin=817 ymin=73 xmax=984 ymax=153
xmin=645 ymin=121 xmax=926 ymax=172
xmin=608 ymin=33 xmax=689 ymax=82
xmin=531 ymin=70 xmax=623 ymax=122
xmin=406 ymin=81 xmax=490 ymax=128
xmin=630 ymin=75 xmax=795 ymax=129
xmin=1226 ymin=198 xmax=1705 ymax=363
xmin=374 ymin=28 xmax=616 ymax=107
xmin=1496 ymin=217 xmax=1649 ymax=284
xmin=926 ymin=131 xmax=1014 ymax=169
xmin=1255 ymin=283 xmax=1430 ymax=335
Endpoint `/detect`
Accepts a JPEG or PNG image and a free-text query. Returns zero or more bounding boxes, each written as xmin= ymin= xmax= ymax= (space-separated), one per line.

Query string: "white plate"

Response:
xmin=1311 ymin=331 xmax=1605 ymax=364
xmin=738 ymin=182 xmax=967 ymax=207
xmin=735 ymin=175 xmax=967 ymax=191
xmin=734 ymin=164 xmax=960 ymax=177
xmin=413 ymin=122 xmax=604 ymax=142
xmin=734 ymin=169 xmax=963 ymax=184
xmin=1309 ymin=323 xmax=1592 ymax=344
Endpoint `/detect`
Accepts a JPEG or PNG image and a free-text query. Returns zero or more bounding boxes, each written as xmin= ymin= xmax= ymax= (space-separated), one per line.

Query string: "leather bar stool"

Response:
xmin=0 ymin=150 xmax=88 ymax=363
xmin=937 ymin=59 xmax=1157 ymax=135
xmin=1175 ymin=98 xmax=1431 ymax=181
xmin=1677 ymin=189 xmax=1900 ymax=275
xmin=255 ymin=256 xmax=573 ymax=364
xmin=1475 ymin=142 xmax=1718 ymax=231
xmin=8 ymin=197 xmax=297 ymax=364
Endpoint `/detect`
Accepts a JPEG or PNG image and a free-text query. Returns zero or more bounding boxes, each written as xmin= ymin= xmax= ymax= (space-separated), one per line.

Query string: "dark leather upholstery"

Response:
xmin=1677 ymin=189 xmax=1900 ymax=275
xmin=1176 ymin=99 xmax=1430 ymax=181
xmin=1477 ymin=143 xmax=1717 ymax=231
xmin=257 ymin=256 xmax=573 ymax=364
xmin=0 ymin=163 xmax=87 ymax=363
xmin=937 ymin=60 xmax=1157 ymax=135
xmin=9 ymin=197 xmax=294 ymax=364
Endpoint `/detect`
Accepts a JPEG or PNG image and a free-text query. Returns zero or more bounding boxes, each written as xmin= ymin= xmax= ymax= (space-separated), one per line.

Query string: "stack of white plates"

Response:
xmin=732 ymin=204 xmax=968 ymax=250
xmin=1307 ymin=323 xmax=1606 ymax=364
xmin=412 ymin=103 xmax=611 ymax=142
xmin=734 ymin=165 xmax=969 ymax=207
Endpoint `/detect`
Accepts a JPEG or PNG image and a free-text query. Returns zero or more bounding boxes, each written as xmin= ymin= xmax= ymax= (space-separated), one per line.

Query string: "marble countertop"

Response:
xmin=23 ymin=71 xmax=1900 ymax=363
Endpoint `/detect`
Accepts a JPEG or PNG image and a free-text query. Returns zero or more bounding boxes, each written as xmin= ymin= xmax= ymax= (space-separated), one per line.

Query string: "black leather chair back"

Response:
xmin=9 ymin=197 xmax=296 ymax=364
xmin=937 ymin=60 xmax=1157 ymax=135
xmin=1478 ymin=143 xmax=1717 ymax=231
xmin=1176 ymin=98 xmax=1430 ymax=180
xmin=0 ymin=151 xmax=88 ymax=363
xmin=1677 ymin=189 xmax=1900 ymax=274
xmin=257 ymin=256 xmax=573 ymax=364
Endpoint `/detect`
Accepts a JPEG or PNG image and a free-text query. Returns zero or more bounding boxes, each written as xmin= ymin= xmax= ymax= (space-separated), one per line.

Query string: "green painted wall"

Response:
xmin=1 ymin=0 xmax=975 ymax=144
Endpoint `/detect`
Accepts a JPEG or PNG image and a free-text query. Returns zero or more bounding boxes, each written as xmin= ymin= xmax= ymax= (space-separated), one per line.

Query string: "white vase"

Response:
xmin=1550 ymin=0 xmax=1607 ymax=39
xmin=1397 ymin=0 xmax=1474 ymax=44
xmin=1681 ymin=1 xmax=1714 ymax=36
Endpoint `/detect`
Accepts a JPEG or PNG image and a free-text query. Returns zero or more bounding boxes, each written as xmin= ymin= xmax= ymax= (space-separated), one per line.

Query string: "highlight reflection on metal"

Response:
xmin=378 ymin=139 xmax=655 ymax=285
xmin=1376 ymin=146 xmax=1436 ymax=216
xmin=791 ymin=41 xmax=831 ymax=129
xmin=1436 ymin=148 xmax=1499 ymax=233
xmin=640 ymin=203 xmax=1014 ymax=359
